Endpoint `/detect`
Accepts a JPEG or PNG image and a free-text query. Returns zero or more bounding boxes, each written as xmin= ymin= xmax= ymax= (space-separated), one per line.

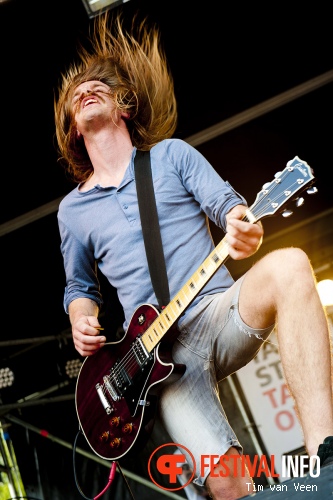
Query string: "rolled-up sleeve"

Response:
xmin=58 ymin=218 xmax=103 ymax=314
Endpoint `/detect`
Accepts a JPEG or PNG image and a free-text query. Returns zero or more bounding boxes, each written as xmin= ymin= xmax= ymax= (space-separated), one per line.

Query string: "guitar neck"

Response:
xmin=141 ymin=234 xmax=230 ymax=353
xmin=140 ymin=155 xmax=316 ymax=354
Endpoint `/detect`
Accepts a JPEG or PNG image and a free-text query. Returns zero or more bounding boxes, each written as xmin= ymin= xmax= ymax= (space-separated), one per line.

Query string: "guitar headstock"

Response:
xmin=249 ymin=156 xmax=317 ymax=223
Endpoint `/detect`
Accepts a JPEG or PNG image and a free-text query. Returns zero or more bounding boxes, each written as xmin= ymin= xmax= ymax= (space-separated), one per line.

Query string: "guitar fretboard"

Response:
xmin=141 ymin=235 xmax=230 ymax=352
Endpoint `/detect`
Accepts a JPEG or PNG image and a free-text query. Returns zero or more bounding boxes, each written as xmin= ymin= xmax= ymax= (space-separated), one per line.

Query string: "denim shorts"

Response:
xmin=158 ymin=276 xmax=274 ymax=486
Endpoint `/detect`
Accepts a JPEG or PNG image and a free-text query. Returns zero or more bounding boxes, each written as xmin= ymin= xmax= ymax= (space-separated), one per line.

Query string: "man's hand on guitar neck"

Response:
xmin=68 ymin=297 xmax=106 ymax=356
xmin=225 ymin=204 xmax=263 ymax=261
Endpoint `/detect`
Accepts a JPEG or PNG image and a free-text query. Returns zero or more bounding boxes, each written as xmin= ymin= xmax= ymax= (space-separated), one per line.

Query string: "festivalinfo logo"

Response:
xmin=148 ymin=443 xmax=321 ymax=493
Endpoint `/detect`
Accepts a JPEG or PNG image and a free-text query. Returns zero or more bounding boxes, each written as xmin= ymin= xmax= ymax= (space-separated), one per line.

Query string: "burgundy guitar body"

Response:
xmin=75 ymin=304 xmax=186 ymax=461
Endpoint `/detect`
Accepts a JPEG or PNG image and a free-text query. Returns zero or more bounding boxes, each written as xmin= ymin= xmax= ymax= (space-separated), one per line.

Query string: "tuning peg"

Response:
xmin=274 ymin=171 xmax=282 ymax=178
xmin=295 ymin=197 xmax=304 ymax=207
xmin=282 ymin=209 xmax=293 ymax=218
xmin=307 ymin=186 xmax=318 ymax=195
xmin=262 ymin=182 xmax=270 ymax=190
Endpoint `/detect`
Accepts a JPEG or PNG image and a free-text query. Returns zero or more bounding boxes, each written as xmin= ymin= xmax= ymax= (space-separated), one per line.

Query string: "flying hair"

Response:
xmin=54 ymin=11 xmax=178 ymax=183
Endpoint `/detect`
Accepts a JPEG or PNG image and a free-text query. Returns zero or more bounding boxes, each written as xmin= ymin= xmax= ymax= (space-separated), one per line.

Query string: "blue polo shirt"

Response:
xmin=57 ymin=138 xmax=247 ymax=330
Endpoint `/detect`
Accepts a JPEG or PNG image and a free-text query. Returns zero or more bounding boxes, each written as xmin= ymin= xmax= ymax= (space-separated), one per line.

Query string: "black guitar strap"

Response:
xmin=134 ymin=149 xmax=170 ymax=308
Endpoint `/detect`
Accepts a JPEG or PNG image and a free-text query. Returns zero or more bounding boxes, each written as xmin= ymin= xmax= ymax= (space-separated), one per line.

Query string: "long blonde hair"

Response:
xmin=54 ymin=12 xmax=177 ymax=183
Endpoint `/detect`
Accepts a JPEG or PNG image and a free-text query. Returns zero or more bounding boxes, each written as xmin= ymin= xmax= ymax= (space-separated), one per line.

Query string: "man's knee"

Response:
xmin=262 ymin=247 xmax=309 ymax=269
xmin=255 ymin=247 xmax=314 ymax=290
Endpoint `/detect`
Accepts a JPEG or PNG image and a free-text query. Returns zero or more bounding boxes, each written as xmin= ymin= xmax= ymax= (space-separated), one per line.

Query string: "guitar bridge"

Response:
xmin=104 ymin=375 xmax=121 ymax=401
xmin=96 ymin=383 xmax=113 ymax=414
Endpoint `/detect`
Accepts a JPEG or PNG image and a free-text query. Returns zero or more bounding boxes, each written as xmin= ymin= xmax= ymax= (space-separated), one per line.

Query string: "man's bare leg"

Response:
xmin=204 ymin=248 xmax=332 ymax=500
xmin=206 ymin=447 xmax=255 ymax=500
xmin=238 ymin=247 xmax=333 ymax=456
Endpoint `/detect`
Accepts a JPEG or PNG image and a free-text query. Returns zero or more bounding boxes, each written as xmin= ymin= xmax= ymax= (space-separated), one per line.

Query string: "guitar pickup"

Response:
xmin=103 ymin=375 xmax=121 ymax=401
xmin=133 ymin=337 xmax=151 ymax=369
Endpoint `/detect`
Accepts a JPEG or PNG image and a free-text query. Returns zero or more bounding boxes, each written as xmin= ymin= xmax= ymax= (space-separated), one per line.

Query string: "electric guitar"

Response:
xmin=75 ymin=156 xmax=317 ymax=461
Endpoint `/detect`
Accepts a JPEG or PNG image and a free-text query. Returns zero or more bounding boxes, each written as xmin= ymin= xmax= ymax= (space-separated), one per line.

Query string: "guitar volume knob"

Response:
xmin=122 ymin=423 xmax=133 ymax=434
xmin=110 ymin=416 xmax=120 ymax=427
xmin=110 ymin=437 xmax=121 ymax=448
xmin=99 ymin=431 xmax=110 ymax=443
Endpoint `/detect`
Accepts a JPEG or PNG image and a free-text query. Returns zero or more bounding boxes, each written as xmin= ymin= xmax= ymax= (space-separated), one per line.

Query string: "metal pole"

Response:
xmin=4 ymin=414 xmax=185 ymax=500
xmin=0 ymin=420 xmax=26 ymax=498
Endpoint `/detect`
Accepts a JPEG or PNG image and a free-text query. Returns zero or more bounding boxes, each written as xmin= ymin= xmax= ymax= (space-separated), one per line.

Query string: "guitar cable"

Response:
xmin=73 ymin=428 xmax=136 ymax=499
